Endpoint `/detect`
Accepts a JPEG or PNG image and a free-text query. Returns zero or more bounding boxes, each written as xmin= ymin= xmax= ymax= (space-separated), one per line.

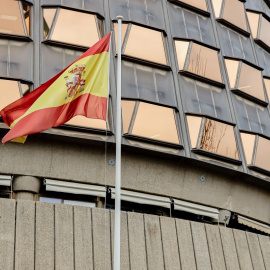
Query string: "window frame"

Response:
xmin=241 ymin=131 xmax=270 ymax=176
xmin=42 ymin=6 xmax=104 ymax=51
xmin=121 ymin=99 xmax=182 ymax=148
xmin=174 ymin=39 xmax=225 ymax=87
xmin=0 ymin=0 xmax=32 ymax=41
xmin=186 ymin=113 xmax=241 ymax=164
xmin=213 ymin=0 xmax=250 ymax=36
xmin=224 ymin=56 xmax=267 ymax=106
xmin=113 ymin=20 xmax=170 ymax=70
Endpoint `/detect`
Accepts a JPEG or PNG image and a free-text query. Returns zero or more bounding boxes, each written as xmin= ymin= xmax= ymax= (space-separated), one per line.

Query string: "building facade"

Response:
xmin=1 ymin=0 xmax=270 ymax=269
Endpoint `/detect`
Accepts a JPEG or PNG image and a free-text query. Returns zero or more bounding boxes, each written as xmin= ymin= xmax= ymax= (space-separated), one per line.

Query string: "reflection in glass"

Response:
xmin=121 ymin=101 xmax=179 ymax=144
xmin=247 ymin=12 xmax=259 ymax=38
xmin=263 ymin=78 xmax=270 ymax=101
xmin=0 ymin=79 xmax=22 ymax=111
xmin=66 ymin=116 xmax=107 ymax=130
xmin=124 ymin=24 xmax=167 ymax=65
xmin=122 ymin=100 xmax=136 ymax=133
xmin=259 ymin=17 xmax=270 ymax=49
xmin=212 ymin=0 xmax=223 ymax=16
xmin=177 ymin=0 xmax=208 ymax=11
xmin=175 ymin=41 xmax=189 ymax=70
xmin=237 ymin=63 xmax=265 ymax=101
xmin=0 ymin=0 xmax=25 ymax=35
xmin=225 ymin=59 xmax=239 ymax=88
xmin=50 ymin=9 xmax=101 ymax=47
xmin=43 ymin=9 xmax=56 ymax=38
xmin=132 ymin=102 xmax=179 ymax=143
xmin=254 ymin=136 xmax=270 ymax=171
xmin=185 ymin=43 xmax=222 ymax=83
xmin=22 ymin=2 xmax=31 ymax=36
xmin=200 ymin=119 xmax=238 ymax=159
xmin=187 ymin=116 xmax=202 ymax=148
xmin=240 ymin=133 xmax=255 ymax=164
xmin=222 ymin=0 xmax=247 ymax=31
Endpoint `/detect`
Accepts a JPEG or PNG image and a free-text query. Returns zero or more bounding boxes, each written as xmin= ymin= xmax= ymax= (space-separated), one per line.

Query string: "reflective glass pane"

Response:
xmin=247 ymin=12 xmax=259 ymax=38
xmin=187 ymin=115 xmax=202 ymax=148
xmin=259 ymin=16 xmax=270 ymax=49
xmin=263 ymin=78 xmax=270 ymax=101
xmin=121 ymin=100 xmax=136 ymax=133
xmin=255 ymin=45 xmax=270 ymax=76
xmin=9 ymin=41 xmax=33 ymax=81
xmin=176 ymin=0 xmax=208 ymax=11
xmin=237 ymin=62 xmax=265 ymax=101
xmin=22 ymin=2 xmax=31 ymax=36
xmin=200 ymin=119 xmax=239 ymax=159
xmin=186 ymin=43 xmax=222 ymax=82
xmin=245 ymin=0 xmax=264 ymax=12
xmin=124 ymin=25 xmax=167 ymax=65
xmin=0 ymin=79 xmax=21 ymax=111
xmin=132 ymin=102 xmax=179 ymax=144
xmin=175 ymin=41 xmax=189 ymax=70
xmin=63 ymin=200 xmax=96 ymax=207
xmin=222 ymin=0 xmax=247 ymax=31
xmin=240 ymin=133 xmax=256 ymax=164
xmin=40 ymin=197 xmax=62 ymax=204
xmin=121 ymin=61 xmax=176 ymax=106
xmin=229 ymin=30 xmax=245 ymax=58
xmin=43 ymin=8 xmax=57 ymax=39
xmin=51 ymin=9 xmax=100 ymax=47
xmin=225 ymin=59 xmax=239 ymax=88
xmin=212 ymin=0 xmax=223 ymax=17
xmin=0 ymin=39 xmax=8 ymax=76
xmin=198 ymin=15 xmax=216 ymax=45
xmin=66 ymin=116 xmax=107 ymax=129
xmin=181 ymin=77 xmax=231 ymax=120
xmin=184 ymin=9 xmax=201 ymax=41
xmin=254 ymin=136 xmax=270 ymax=171
xmin=109 ymin=0 xmax=164 ymax=29
xmin=0 ymin=0 xmax=25 ymax=35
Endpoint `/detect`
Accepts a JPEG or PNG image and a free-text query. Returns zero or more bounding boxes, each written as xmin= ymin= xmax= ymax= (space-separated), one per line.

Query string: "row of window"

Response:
xmin=2 ymin=1 xmax=270 ymax=177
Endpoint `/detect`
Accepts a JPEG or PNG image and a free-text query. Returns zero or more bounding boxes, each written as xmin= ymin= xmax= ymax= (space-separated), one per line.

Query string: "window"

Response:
xmin=121 ymin=61 xmax=176 ymax=106
xmin=175 ymin=41 xmax=222 ymax=84
xmin=122 ymin=100 xmax=180 ymax=145
xmin=43 ymin=8 xmax=103 ymax=47
xmin=180 ymin=76 xmax=231 ymax=121
xmin=40 ymin=196 xmax=96 ymax=207
xmin=174 ymin=0 xmax=208 ymax=12
xmin=263 ymin=77 xmax=270 ymax=101
xmin=241 ymin=133 xmax=270 ymax=173
xmin=225 ymin=59 xmax=266 ymax=103
xmin=0 ymin=40 xmax=33 ymax=81
xmin=109 ymin=0 xmax=165 ymax=29
xmin=232 ymin=95 xmax=270 ymax=136
xmin=168 ymin=4 xmax=215 ymax=46
xmin=247 ymin=12 xmax=270 ymax=50
xmin=0 ymin=79 xmax=30 ymax=112
xmin=0 ymin=0 xmax=31 ymax=37
xmin=255 ymin=44 xmax=270 ymax=76
xmin=212 ymin=0 xmax=248 ymax=34
xmin=187 ymin=115 xmax=239 ymax=161
xmin=114 ymin=23 xmax=167 ymax=65
xmin=217 ymin=24 xmax=255 ymax=63
xmin=245 ymin=0 xmax=270 ymax=18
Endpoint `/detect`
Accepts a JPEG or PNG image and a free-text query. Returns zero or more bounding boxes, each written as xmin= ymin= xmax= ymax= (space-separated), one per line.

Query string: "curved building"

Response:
xmin=1 ymin=0 xmax=270 ymax=269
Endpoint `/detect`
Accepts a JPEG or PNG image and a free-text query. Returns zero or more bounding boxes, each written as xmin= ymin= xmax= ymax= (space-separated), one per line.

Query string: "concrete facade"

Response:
xmin=1 ymin=199 xmax=270 ymax=270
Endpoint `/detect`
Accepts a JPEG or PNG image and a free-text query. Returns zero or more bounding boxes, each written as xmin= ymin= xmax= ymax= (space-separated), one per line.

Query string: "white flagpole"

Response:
xmin=114 ymin=15 xmax=123 ymax=270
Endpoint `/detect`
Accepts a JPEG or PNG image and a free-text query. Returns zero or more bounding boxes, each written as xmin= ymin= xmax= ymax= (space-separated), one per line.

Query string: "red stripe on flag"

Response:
xmin=2 ymin=93 xmax=108 ymax=144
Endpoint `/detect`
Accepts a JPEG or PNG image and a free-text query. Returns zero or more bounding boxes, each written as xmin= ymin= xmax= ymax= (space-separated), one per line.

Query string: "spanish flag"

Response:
xmin=1 ymin=33 xmax=111 ymax=144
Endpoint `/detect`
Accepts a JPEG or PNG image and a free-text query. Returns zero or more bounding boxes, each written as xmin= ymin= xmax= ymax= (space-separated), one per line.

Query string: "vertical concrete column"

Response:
xmin=13 ymin=175 xmax=42 ymax=201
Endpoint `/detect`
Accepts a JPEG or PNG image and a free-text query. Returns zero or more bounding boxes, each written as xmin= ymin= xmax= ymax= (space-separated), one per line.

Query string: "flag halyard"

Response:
xmin=1 ymin=33 xmax=111 ymax=144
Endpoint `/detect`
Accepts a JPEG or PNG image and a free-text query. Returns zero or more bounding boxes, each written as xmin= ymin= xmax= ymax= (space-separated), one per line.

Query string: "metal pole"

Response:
xmin=114 ymin=15 xmax=123 ymax=270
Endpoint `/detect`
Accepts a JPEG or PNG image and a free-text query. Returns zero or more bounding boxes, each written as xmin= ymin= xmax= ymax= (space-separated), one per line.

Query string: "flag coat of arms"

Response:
xmin=1 ymin=33 xmax=111 ymax=144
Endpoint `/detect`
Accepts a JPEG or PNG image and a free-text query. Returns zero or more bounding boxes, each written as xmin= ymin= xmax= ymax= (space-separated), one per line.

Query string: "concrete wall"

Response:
xmin=1 ymin=198 xmax=270 ymax=270
xmin=1 ymin=136 xmax=270 ymax=224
